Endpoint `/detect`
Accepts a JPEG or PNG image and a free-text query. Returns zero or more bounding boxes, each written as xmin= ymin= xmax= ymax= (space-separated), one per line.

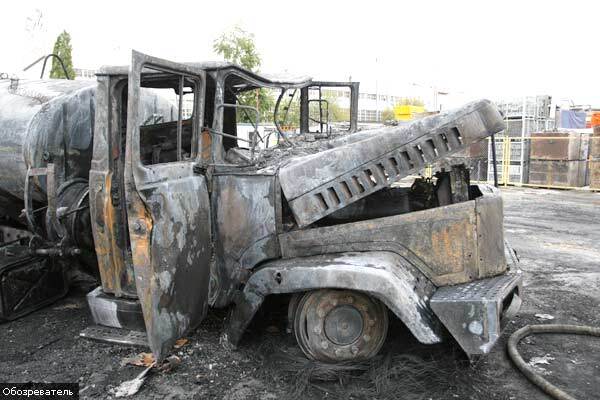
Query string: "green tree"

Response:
xmin=318 ymin=91 xmax=349 ymax=123
xmin=49 ymin=31 xmax=75 ymax=79
xmin=213 ymin=26 xmax=261 ymax=72
xmin=381 ymin=108 xmax=395 ymax=122
xmin=398 ymin=97 xmax=424 ymax=106
xmin=214 ymin=26 xmax=272 ymax=122
xmin=274 ymin=90 xmax=300 ymax=128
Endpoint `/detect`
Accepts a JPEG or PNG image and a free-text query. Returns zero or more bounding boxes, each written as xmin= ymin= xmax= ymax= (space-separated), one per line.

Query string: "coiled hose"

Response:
xmin=507 ymin=324 xmax=600 ymax=400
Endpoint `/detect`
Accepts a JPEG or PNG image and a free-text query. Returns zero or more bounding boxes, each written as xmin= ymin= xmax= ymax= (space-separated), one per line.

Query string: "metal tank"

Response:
xmin=0 ymin=76 xmax=176 ymax=320
xmin=0 ymin=77 xmax=176 ymax=229
xmin=0 ymin=79 xmax=95 ymax=224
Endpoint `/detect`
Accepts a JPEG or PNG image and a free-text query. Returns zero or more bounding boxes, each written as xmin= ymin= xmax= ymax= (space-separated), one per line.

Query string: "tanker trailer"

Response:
xmin=0 ymin=76 xmax=176 ymax=321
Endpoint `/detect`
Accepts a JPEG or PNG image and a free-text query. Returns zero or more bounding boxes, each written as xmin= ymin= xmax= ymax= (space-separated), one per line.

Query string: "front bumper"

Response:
xmin=430 ymin=273 xmax=522 ymax=355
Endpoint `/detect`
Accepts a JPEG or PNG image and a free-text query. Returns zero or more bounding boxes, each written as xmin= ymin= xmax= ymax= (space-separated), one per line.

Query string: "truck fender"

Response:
xmin=223 ymin=251 xmax=443 ymax=347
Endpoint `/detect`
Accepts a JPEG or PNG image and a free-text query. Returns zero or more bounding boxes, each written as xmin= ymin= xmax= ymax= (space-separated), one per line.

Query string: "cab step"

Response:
xmin=80 ymin=325 xmax=148 ymax=348
xmin=430 ymin=273 xmax=522 ymax=355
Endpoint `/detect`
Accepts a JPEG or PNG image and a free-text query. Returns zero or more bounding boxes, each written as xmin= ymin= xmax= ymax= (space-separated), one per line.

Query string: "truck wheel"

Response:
xmin=293 ymin=289 xmax=388 ymax=362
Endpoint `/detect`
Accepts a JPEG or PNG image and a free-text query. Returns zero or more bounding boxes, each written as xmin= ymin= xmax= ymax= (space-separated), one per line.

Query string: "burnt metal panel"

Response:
xmin=210 ymin=173 xmax=280 ymax=307
xmin=0 ymin=248 xmax=67 ymax=321
xmin=0 ymin=79 xmax=96 ymax=204
xmin=98 ymin=62 xmax=312 ymax=87
xmin=224 ymin=251 xmax=441 ymax=347
xmin=127 ymin=167 xmax=212 ymax=362
xmin=475 ymin=186 xmax=507 ymax=278
xmin=430 ymin=273 xmax=522 ymax=355
xmin=89 ymin=75 xmax=174 ymax=297
xmin=439 ymin=157 xmax=488 ymax=182
xmin=89 ymin=76 xmax=138 ymax=297
xmin=86 ymin=286 xmax=145 ymax=331
xmin=279 ymin=99 xmax=505 ymax=227
xmin=80 ymin=325 xmax=148 ymax=348
xmin=300 ymin=87 xmax=308 ymax=134
xmin=279 ymin=184 xmax=506 ymax=287
xmin=436 ymin=165 xmax=470 ymax=206
xmin=125 ymin=51 xmax=211 ymax=361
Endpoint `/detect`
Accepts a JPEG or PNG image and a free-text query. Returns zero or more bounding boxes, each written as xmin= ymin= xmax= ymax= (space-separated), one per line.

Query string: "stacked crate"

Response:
xmin=487 ymin=96 xmax=554 ymax=184
xmin=496 ymin=96 xmax=552 ymax=120
xmin=528 ymin=132 xmax=588 ymax=187
xmin=591 ymin=125 xmax=600 ymax=189
xmin=487 ymin=137 xmax=530 ymax=184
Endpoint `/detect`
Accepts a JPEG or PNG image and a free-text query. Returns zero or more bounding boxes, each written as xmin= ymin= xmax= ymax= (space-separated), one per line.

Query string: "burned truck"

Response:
xmin=0 ymin=51 xmax=521 ymax=363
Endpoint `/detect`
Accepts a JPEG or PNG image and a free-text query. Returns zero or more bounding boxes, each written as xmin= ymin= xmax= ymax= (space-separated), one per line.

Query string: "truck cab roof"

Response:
xmin=97 ymin=62 xmax=312 ymax=91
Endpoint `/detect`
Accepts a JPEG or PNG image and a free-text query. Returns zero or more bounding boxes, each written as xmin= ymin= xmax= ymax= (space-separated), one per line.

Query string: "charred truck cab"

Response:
xmin=2 ymin=51 xmax=522 ymax=364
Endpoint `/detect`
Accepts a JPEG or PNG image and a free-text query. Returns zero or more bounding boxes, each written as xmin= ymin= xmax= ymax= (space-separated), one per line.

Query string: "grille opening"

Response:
xmin=425 ymin=139 xmax=438 ymax=157
xmin=400 ymin=150 xmax=414 ymax=168
xmin=440 ymin=133 xmax=451 ymax=151
xmin=389 ymin=157 xmax=400 ymax=173
xmin=375 ymin=163 xmax=389 ymax=181
xmin=352 ymin=175 xmax=365 ymax=193
xmin=450 ymin=127 xmax=463 ymax=145
xmin=327 ymin=187 xmax=341 ymax=205
xmin=315 ymin=192 xmax=329 ymax=210
xmin=415 ymin=145 xmax=426 ymax=162
xmin=340 ymin=181 xmax=353 ymax=198
xmin=364 ymin=169 xmax=378 ymax=186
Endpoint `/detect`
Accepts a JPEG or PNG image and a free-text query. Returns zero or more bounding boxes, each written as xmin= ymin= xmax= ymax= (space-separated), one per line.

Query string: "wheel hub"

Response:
xmin=324 ymin=305 xmax=363 ymax=345
xmin=293 ymin=289 xmax=389 ymax=362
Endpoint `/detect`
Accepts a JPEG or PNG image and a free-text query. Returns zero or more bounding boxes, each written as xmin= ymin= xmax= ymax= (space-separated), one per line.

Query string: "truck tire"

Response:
xmin=292 ymin=289 xmax=388 ymax=362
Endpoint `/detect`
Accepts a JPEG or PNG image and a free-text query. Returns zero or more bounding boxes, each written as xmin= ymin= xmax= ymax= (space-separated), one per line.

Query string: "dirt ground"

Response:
xmin=0 ymin=186 xmax=598 ymax=399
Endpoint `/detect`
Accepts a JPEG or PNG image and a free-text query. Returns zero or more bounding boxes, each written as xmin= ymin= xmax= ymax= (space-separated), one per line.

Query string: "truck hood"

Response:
xmin=278 ymin=99 xmax=505 ymax=227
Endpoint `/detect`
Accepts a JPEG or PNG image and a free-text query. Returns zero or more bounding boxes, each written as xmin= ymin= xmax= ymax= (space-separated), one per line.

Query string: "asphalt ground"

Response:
xmin=0 ymin=186 xmax=598 ymax=399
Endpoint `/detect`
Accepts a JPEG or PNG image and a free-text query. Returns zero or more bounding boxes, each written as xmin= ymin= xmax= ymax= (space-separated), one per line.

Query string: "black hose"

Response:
xmin=507 ymin=324 xmax=600 ymax=400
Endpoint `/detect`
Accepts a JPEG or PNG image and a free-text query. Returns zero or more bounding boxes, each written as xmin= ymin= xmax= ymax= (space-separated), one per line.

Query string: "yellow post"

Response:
xmin=502 ymin=136 xmax=511 ymax=186
xmin=424 ymin=164 xmax=433 ymax=178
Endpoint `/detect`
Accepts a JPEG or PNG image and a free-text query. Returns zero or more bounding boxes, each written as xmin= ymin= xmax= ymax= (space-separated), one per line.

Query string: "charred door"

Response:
xmin=124 ymin=51 xmax=211 ymax=361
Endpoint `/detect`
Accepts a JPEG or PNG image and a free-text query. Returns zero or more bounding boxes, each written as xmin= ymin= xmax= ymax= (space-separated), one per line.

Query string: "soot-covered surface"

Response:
xmin=0 ymin=187 xmax=598 ymax=399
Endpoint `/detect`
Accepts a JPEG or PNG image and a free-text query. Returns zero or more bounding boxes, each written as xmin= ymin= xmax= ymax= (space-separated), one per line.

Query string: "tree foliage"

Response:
xmin=381 ymin=108 xmax=396 ymax=122
xmin=213 ymin=26 xmax=261 ymax=72
xmin=398 ymin=97 xmax=424 ymax=106
xmin=49 ymin=31 xmax=75 ymax=79
xmin=213 ymin=26 xmax=273 ymax=122
xmin=277 ymin=90 xmax=349 ymax=129
xmin=321 ymin=92 xmax=350 ymax=123
xmin=274 ymin=90 xmax=300 ymax=128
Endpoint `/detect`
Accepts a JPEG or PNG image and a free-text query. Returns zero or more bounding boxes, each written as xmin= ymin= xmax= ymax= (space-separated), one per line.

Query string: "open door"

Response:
xmin=124 ymin=51 xmax=211 ymax=361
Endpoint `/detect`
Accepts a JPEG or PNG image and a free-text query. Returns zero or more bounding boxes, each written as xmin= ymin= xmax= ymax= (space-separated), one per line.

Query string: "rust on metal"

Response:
xmin=0 ymin=51 xmax=522 ymax=364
